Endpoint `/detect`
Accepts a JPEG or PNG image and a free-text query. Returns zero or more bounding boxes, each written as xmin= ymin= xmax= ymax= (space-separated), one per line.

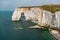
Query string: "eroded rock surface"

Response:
xmin=12 ymin=7 xmax=42 ymax=21
xmin=12 ymin=6 xmax=60 ymax=29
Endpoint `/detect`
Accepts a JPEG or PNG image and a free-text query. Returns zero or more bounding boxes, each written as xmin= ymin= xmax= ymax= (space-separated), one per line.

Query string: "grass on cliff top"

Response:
xmin=41 ymin=5 xmax=60 ymax=13
xmin=18 ymin=4 xmax=60 ymax=13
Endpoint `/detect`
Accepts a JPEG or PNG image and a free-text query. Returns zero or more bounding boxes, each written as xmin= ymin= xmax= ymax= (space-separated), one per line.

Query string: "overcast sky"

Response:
xmin=0 ymin=0 xmax=60 ymax=11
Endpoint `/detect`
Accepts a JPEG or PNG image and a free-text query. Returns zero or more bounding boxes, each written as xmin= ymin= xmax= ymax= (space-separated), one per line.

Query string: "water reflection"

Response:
xmin=12 ymin=21 xmax=37 ymax=29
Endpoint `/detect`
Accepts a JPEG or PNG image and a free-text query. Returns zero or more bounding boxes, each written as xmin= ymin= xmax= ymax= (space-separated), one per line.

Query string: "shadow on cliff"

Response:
xmin=20 ymin=13 xmax=26 ymax=22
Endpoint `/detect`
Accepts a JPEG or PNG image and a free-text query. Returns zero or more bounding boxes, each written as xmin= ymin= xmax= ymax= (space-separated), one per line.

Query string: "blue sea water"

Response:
xmin=0 ymin=11 xmax=55 ymax=40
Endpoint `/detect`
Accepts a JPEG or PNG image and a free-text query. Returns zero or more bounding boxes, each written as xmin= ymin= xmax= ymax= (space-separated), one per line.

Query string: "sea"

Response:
xmin=0 ymin=11 xmax=55 ymax=40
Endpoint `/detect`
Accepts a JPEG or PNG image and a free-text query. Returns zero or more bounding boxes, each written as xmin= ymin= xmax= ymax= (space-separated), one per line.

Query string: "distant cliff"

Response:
xmin=12 ymin=5 xmax=60 ymax=30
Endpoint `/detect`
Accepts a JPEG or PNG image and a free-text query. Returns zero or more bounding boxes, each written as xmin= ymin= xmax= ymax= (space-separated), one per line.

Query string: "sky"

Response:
xmin=0 ymin=0 xmax=60 ymax=11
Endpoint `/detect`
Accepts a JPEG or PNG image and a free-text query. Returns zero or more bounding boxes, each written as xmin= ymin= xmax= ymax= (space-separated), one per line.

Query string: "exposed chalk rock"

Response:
xmin=28 ymin=25 xmax=41 ymax=28
xmin=12 ymin=8 xmax=21 ymax=21
xmin=38 ymin=10 xmax=52 ymax=27
xmin=51 ymin=13 xmax=58 ymax=28
xmin=12 ymin=7 xmax=42 ymax=21
xmin=38 ymin=10 xmax=43 ymax=26
xmin=50 ymin=11 xmax=60 ymax=30
xmin=54 ymin=11 xmax=60 ymax=28
xmin=45 ymin=11 xmax=52 ymax=26
xmin=50 ymin=30 xmax=60 ymax=40
xmin=24 ymin=9 xmax=36 ymax=21
xmin=12 ymin=6 xmax=60 ymax=29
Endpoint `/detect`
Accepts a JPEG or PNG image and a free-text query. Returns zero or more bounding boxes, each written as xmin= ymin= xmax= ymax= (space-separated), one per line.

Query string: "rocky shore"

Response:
xmin=50 ymin=30 xmax=60 ymax=40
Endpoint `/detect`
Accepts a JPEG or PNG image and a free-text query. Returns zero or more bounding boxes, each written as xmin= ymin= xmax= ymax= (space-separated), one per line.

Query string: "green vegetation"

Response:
xmin=18 ymin=4 xmax=60 ymax=13
xmin=41 ymin=5 xmax=60 ymax=13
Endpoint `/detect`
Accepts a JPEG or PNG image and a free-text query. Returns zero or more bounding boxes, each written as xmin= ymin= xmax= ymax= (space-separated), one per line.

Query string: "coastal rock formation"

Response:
xmin=50 ymin=30 xmax=60 ymax=40
xmin=38 ymin=10 xmax=52 ymax=27
xmin=12 ymin=7 xmax=42 ymax=21
xmin=12 ymin=8 xmax=21 ymax=21
xmin=54 ymin=11 xmax=60 ymax=29
xmin=50 ymin=11 xmax=60 ymax=29
xmin=12 ymin=6 xmax=60 ymax=40
xmin=12 ymin=6 xmax=60 ymax=29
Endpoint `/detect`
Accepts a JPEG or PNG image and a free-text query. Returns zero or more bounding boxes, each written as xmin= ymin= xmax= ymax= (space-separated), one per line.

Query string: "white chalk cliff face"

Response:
xmin=38 ymin=10 xmax=52 ymax=27
xmin=12 ymin=7 xmax=42 ymax=21
xmin=12 ymin=8 xmax=21 ymax=21
xmin=54 ymin=11 xmax=60 ymax=28
xmin=12 ymin=7 xmax=60 ymax=28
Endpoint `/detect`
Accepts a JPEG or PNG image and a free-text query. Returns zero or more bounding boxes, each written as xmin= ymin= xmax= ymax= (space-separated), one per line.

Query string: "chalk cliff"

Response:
xmin=12 ymin=6 xmax=60 ymax=29
xmin=54 ymin=11 xmax=60 ymax=29
xmin=38 ymin=10 xmax=52 ymax=27
xmin=12 ymin=7 xmax=42 ymax=21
